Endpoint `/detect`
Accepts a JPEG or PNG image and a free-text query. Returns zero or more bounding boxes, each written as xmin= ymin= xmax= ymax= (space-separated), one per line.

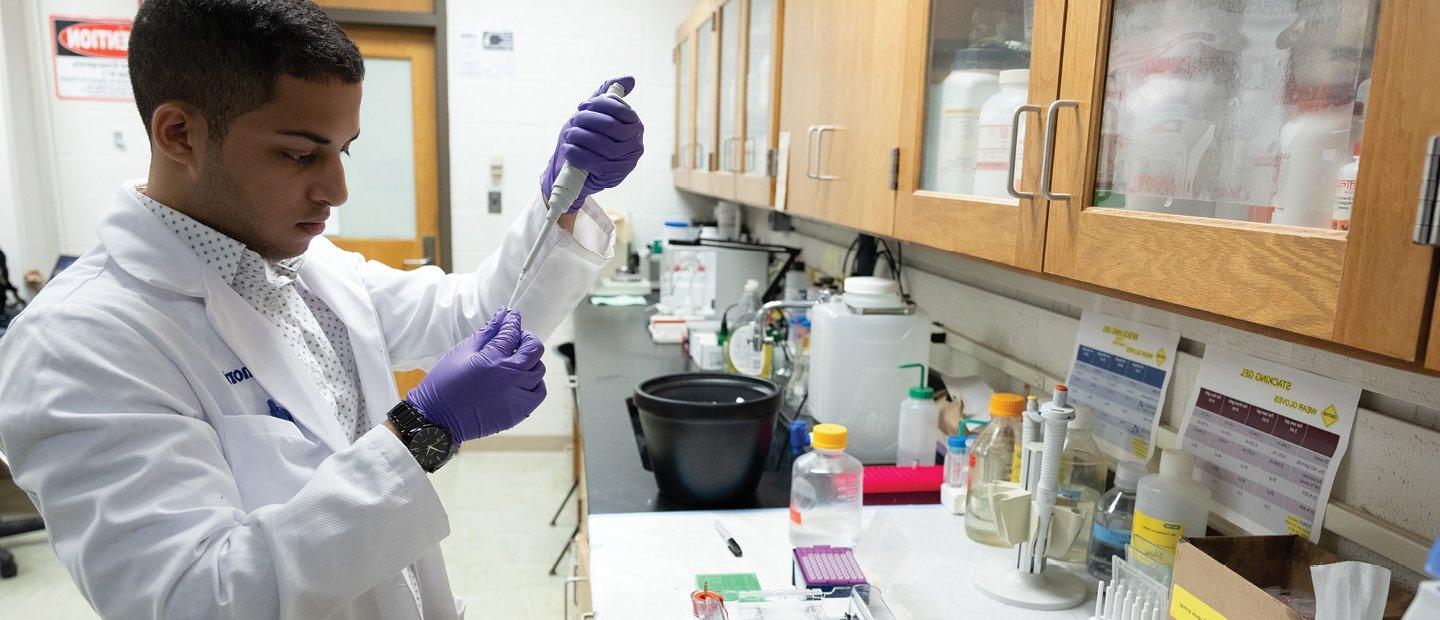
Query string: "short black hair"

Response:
xmin=129 ymin=0 xmax=365 ymax=140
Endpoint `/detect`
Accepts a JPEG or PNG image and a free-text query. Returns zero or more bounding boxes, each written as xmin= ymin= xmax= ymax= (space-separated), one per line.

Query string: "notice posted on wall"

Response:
xmin=52 ymin=17 xmax=132 ymax=101
xmin=1178 ymin=346 xmax=1359 ymax=542
xmin=1066 ymin=310 xmax=1181 ymax=462
xmin=457 ymin=29 xmax=515 ymax=79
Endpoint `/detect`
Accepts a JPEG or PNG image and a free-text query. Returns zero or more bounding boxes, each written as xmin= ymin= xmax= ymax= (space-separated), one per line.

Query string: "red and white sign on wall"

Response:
xmin=51 ymin=16 xmax=133 ymax=101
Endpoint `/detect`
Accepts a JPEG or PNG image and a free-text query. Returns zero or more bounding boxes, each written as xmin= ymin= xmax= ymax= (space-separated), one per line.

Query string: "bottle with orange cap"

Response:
xmin=789 ymin=423 xmax=864 ymax=548
xmin=965 ymin=392 xmax=1027 ymax=546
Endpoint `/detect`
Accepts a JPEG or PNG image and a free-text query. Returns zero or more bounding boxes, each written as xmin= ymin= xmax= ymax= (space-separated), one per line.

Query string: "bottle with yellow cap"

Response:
xmin=965 ymin=392 xmax=1026 ymax=546
xmin=789 ymin=423 xmax=864 ymax=548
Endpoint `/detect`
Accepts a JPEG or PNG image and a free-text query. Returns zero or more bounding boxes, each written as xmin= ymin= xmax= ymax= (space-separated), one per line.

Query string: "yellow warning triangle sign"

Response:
xmin=1156 ymin=348 xmax=1167 ymax=366
xmin=1322 ymin=405 xmax=1339 ymax=428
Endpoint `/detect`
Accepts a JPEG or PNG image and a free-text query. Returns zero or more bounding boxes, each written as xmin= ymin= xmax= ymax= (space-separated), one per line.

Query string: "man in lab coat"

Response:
xmin=0 ymin=0 xmax=642 ymax=618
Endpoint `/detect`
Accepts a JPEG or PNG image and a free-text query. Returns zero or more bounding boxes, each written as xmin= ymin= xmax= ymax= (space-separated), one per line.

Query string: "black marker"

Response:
xmin=714 ymin=520 xmax=743 ymax=557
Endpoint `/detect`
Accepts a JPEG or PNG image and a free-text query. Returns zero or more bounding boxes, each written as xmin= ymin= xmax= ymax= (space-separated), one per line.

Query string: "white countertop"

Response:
xmin=587 ymin=505 xmax=1100 ymax=619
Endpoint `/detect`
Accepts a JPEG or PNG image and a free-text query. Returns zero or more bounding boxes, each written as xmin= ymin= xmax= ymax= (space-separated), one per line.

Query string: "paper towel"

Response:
xmin=1312 ymin=560 xmax=1391 ymax=620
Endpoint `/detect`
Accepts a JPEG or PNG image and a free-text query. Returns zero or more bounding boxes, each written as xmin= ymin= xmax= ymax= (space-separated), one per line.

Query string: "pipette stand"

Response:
xmin=973 ymin=387 xmax=1088 ymax=611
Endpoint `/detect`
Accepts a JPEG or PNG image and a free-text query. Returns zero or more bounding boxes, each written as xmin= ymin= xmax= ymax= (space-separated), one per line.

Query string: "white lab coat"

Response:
xmin=0 ymin=181 xmax=614 ymax=619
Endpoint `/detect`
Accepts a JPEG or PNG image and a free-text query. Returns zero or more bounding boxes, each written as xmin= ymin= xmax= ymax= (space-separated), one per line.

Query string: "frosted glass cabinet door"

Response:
xmin=696 ymin=15 xmax=718 ymax=173
xmin=718 ymin=0 xmax=740 ymax=174
xmin=1091 ymin=0 xmax=1380 ymax=230
xmin=675 ymin=37 xmax=693 ymax=174
xmin=735 ymin=0 xmax=780 ymax=207
xmin=1044 ymin=0 xmax=1440 ymax=361
xmin=337 ymin=57 xmax=416 ymax=239
xmin=893 ymin=0 xmax=1066 ymax=270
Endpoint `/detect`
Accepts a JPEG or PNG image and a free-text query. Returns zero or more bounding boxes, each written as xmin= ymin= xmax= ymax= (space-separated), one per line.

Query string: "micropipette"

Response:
xmin=509 ymin=82 xmax=631 ymax=308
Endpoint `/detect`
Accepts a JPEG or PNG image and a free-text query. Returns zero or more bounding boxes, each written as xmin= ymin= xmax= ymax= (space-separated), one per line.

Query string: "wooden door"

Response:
xmin=326 ymin=25 xmax=440 ymax=395
xmin=780 ymin=0 xmax=907 ymax=236
xmin=892 ymin=0 xmax=1064 ymax=271
xmin=1043 ymin=0 xmax=1438 ymax=361
xmin=734 ymin=0 xmax=784 ymax=207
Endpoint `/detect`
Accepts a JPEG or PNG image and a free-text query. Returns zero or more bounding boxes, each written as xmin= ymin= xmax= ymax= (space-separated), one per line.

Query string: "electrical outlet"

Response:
xmin=487 ymin=191 xmax=502 ymax=214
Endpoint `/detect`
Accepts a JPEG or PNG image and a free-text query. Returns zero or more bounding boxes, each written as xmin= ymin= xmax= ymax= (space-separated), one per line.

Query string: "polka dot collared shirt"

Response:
xmin=136 ymin=191 xmax=428 ymax=613
xmin=135 ymin=192 xmax=370 ymax=443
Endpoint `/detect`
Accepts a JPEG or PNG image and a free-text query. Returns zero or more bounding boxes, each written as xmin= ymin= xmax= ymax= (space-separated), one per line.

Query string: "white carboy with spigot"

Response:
xmin=972 ymin=385 xmax=1088 ymax=611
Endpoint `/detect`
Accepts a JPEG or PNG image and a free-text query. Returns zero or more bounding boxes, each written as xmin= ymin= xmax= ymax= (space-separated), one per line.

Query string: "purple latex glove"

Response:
xmin=406 ymin=308 xmax=547 ymax=443
xmin=540 ymin=76 xmax=645 ymax=212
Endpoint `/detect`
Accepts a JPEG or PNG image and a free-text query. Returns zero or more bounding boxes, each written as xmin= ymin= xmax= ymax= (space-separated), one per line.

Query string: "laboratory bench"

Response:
xmin=586 ymin=505 xmax=1097 ymax=619
xmin=572 ymin=299 xmax=793 ymax=515
xmin=567 ymin=301 xmax=1101 ymax=618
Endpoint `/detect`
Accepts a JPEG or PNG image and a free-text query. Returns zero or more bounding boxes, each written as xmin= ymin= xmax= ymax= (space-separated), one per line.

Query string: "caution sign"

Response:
xmin=51 ymin=16 xmax=133 ymax=101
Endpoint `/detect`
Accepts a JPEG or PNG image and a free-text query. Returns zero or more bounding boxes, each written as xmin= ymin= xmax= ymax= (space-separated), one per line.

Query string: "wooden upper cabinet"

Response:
xmin=673 ymin=25 xmax=696 ymax=190
xmin=894 ymin=0 xmax=1065 ymax=271
xmin=779 ymin=0 xmax=908 ymax=236
xmin=675 ymin=3 xmax=714 ymax=193
xmin=1042 ymin=0 xmax=1438 ymax=361
xmin=674 ymin=0 xmax=785 ymax=207
xmin=734 ymin=0 xmax=785 ymax=207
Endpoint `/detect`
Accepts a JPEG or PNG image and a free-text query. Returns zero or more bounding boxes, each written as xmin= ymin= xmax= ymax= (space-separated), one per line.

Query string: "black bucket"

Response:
xmin=630 ymin=373 xmax=781 ymax=506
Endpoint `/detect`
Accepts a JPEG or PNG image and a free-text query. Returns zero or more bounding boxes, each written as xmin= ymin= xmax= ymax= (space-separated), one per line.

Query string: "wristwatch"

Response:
xmin=386 ymin=400 xmax=457 ymax=473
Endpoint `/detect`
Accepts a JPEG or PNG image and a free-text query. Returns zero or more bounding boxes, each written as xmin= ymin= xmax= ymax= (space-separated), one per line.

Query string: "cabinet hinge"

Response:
xmin=888 ymin=147 xmax=900 ymax=191
xmin=1415 ymin=135 xmax=1440 ymax=246
xmin=766 ymin=148 xmax=777 ymax=177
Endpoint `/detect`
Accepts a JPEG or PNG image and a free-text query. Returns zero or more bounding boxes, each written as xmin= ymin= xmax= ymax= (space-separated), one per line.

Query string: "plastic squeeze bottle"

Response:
xmin=1128 ymin=449 xmax=1210 ymax=574
xmin=895 ymin=363 xmax=939 ymax=467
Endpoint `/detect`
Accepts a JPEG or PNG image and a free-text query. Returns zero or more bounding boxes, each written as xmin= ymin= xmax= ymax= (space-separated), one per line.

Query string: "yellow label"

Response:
xmin=1285 ymin=514 xmax=1311 ymax=538
xmin=1131 ymin=436 xmax=1149 ymax=458
xmin=1010 ymin=443 xmax=1022 ymax=483
xmin=1130 ymin=509 xmax=1184 ymax=568
xmin=1322 ymin=404 xmax=1338 ymax=427
xmin=1170 ymin=584 xmax=1228 ymax=620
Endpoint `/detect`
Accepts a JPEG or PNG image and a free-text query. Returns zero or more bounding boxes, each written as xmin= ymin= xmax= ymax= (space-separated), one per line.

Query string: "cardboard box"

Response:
xmin=1170 ymin=536 xmax=1413 ymax=619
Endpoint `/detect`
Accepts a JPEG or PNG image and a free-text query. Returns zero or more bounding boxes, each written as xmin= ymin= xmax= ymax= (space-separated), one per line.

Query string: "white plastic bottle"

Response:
xmin=1122 ymin=103 xmax=1190 ymax=214
xmin=973 ymin=69 xmax=1030 ymax=199
xmin=1331 ymin=152 xmax=1359 ymax=231
xmin=935 ymin=51 xmax=1001 ymax=195
xmin=895 ymin=363 xmax=938 ymax=467
xmin=1128 ymin=449 xmax=1210 ymax=574
xmin=715 ymin=200 xmax=743 ymax=240
xmin=1272 ymin=103 xmax=1352 ymax=228
xmin=790 ymin=423 xmax=864 ymax=548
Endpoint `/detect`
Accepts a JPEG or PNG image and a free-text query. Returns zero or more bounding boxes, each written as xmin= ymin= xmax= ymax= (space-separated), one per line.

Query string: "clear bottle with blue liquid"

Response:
xmin=1086 ymin=459 xmax=1147 ymax=581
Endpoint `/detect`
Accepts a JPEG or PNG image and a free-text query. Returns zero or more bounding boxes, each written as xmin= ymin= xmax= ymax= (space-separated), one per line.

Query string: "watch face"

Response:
xmin=409 ymin=426 xmax=455 ymax=472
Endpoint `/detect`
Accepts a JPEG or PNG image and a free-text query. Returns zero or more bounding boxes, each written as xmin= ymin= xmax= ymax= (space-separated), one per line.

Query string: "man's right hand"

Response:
xmin=405 ymin=308 xmax=547 ymax=442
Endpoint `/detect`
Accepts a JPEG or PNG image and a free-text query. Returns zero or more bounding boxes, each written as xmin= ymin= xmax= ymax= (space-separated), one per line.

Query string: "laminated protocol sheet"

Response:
xmin=1065 ymin=311 xmax=1181 ymax=462
xmin=1178 ymin=347 xmax=1359 ymax=543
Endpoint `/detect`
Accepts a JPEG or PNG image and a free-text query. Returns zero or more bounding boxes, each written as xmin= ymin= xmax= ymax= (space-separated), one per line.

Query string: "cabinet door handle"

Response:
xmin=743 ymin=137 xmax=756 ymax=174
xmin=814 ymin=125 xmax=840 ymax=181
xmin=1040 ymin=100 xmax=1080 ymax=202
xmin=1007 ymin=105 xmax=1043 ymax=200
xmin=804 ymin=126 xmax=820 ymax=179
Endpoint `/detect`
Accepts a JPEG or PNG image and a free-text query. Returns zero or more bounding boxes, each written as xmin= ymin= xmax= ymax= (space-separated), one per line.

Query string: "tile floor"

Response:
xmin=0 ymin=447 xmax=579 ymax=618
